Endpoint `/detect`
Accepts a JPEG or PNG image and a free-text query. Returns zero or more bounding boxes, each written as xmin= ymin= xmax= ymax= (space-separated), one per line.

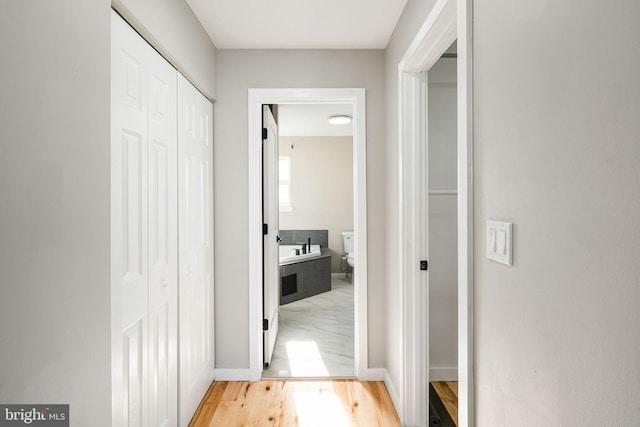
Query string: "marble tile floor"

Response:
xmin=262 ymin=274 xmax=355 ymax=379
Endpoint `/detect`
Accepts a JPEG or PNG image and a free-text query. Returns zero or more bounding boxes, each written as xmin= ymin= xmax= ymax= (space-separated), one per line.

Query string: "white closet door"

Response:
xmin=147 ymin=40 xmax=178 ymax=427
xmin=111 ymin=11 xmax=178 ymax=427
xmin=178 ymin=74 xmax=215 ymax=427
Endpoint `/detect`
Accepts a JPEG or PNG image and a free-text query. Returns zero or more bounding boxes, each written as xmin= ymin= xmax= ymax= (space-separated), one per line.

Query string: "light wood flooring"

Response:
xmin=189 ymin=380 xmax=401 ymax=427
xmin=432 ymin=381 xmax=459 ymax=426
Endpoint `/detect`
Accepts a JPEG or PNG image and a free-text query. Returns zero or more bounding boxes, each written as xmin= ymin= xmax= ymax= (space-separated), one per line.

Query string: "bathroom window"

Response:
xmin=279 ymin=156 xmax=293 ymax=212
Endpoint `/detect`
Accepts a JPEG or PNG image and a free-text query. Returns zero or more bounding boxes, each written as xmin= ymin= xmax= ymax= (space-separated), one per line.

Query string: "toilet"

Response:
xmin=341 ymin=231 xmax=355 ymax=269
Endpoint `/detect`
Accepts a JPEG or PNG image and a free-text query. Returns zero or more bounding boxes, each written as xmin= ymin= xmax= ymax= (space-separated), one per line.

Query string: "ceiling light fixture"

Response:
xmin=328 ymin=114 xmax=352 ymax=125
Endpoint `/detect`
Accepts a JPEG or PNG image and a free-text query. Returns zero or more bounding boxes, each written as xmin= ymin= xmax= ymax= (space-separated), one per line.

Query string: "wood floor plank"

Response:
xmin=374 ymin=381 xmax=402 ymax=427
xmin=349 ymin=380 xmax=379 ymax=426
xmin=188 ymin=381 xmax=222 ymax=426
xmin=209 ymin=401 xmax=243 ymax=427
xmin=246 ymin=381 xmax=275 ymax=426
xmin=281 ymin=384 xmax=299 ymax=426
xmin=221 ymin=380 xmax=245 ymax=401
xmin=189 ymin=380 xmax=401 ymax=427
xmin=432 ymin=381 xmax=459 ymax=426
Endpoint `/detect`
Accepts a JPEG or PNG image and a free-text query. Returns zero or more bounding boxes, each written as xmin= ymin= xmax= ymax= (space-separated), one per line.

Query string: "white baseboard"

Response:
xmin=383 ymin=369 xmax=402 ymax=422
xmin=429 ymin=367 xmax=458 ymax=382
xmin=359 ymin=367 xmax=386 ymax=381
xmin=214 ymin=369 xmax=253 ymax=381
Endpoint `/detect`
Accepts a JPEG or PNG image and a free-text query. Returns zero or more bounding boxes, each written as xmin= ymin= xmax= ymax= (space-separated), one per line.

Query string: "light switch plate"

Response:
xmin=487 ymin=220 xmax=513 ymax=265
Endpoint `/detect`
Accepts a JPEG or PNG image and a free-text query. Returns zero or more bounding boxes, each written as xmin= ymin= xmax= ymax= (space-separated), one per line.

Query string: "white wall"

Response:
xmin=0 ymin=2 xmax=215 ymax=425
xmin=428 ymin=57 xmax=458 ymax=380
xmin=214 ymin=49 xmax=386 ymax=369
xmin=384 ymin=0 xmax=438 ymax=399
xmin=279 ymin=136 xmax=354 ymax=273
xmin=474 ymin=0 xmax=640 ymax=425
xmin=0 ymin=2 xmax=112 ymax=424
xmin=113 ymin=0 xmax=217 ymax=99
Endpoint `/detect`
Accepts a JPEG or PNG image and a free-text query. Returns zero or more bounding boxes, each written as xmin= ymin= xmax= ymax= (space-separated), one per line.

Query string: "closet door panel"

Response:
xmin=112 ymin=10 xmax=178 ymax=427
xmin=147 ymin=48 xmax=178 ymax=427
xmin=178 ymin=74 xmax=215 ymax=427
xmin=123 ymin=321 xmax=145 ymax=427
xmin=112 ymin=12 xmax=150 ymax=427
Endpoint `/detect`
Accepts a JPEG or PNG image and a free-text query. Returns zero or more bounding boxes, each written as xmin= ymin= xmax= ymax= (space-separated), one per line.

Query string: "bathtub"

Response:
xmin=279 ymin=244 xmax=331 ymax=304
xmin=279 ymin=244 xmax=322 ymax=265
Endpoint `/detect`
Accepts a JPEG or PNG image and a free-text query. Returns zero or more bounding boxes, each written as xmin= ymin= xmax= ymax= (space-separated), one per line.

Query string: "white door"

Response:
xmin=178 ymin=73 xmax=215 ymax=427
xmin=111 ymin=10 xmax=178 ymax=427
xmin=147 ymin=43 xmax=178 ymax=427
xmin=263 ymin=105 xmax=280 ymax=368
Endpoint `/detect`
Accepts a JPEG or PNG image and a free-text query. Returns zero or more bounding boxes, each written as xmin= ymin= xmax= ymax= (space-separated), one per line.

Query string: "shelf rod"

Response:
xmin=428 ymin=190 xmax=458 ymax=196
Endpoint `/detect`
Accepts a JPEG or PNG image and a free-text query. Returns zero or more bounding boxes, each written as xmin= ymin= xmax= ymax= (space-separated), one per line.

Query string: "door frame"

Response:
xmin=247 ymin=88 xmax=368 ymax=381
xmin=398 ymin=0 xmax=474 ymax=426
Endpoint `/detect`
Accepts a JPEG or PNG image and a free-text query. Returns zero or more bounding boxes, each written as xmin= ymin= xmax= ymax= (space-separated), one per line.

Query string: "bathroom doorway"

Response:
xmin=247 ymin=88 xmax=368 ymax=381
xmin=263 ymin=103 xmax=356 ymax=378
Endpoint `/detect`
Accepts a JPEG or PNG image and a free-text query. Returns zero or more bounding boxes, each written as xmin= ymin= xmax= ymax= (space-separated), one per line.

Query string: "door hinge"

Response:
xmin=263 ymin=319 xmax=269 ymax=331
xmin=263 ymin=223 xmax=268 ymax=235
xmin=262 ymin=128 xmax=268 ymax=140
xmin=420 ymin=260 xmax=428 ymax=271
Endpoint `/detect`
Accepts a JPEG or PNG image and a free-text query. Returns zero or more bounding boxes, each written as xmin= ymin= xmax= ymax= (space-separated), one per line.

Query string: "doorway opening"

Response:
xmin=427 ymin=43 xmax=459 ymax=427
xmin=262 ymin=103 xmax=356 ymax=379
xmin=398 ymin=0 xmax=473 ymax=425
xmin=247 ymin=89 xmax=368 ymax=382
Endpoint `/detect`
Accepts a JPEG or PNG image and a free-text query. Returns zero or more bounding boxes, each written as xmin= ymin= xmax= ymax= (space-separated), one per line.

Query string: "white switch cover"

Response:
xmin=487 ymin=220 xmax=513 ymax=265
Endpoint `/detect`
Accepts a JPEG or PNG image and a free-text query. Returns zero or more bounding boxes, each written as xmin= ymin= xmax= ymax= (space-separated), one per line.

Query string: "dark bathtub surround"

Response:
xmin=279 ymin=229 xmax=328 ymax=248
xmin=279 ymin=229 xmax=331 ymax=305
xmin=280 ymin=253 xmax=331 ymax=305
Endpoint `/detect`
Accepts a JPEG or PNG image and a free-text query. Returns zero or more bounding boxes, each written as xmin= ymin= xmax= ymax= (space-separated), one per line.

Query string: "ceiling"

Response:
xmin=278 ymin=104 xmax=353 ymax=137
xmin=185 ymin=0 xmax=408 ymax=49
